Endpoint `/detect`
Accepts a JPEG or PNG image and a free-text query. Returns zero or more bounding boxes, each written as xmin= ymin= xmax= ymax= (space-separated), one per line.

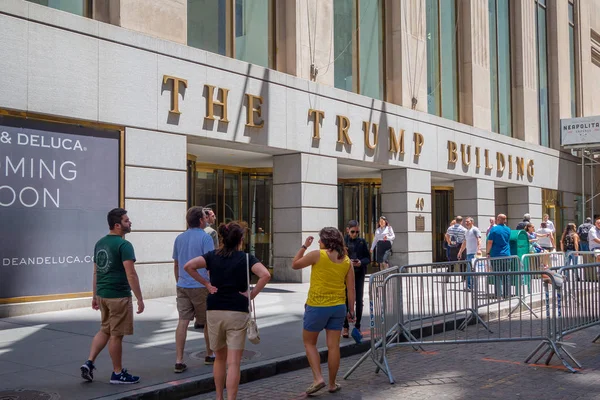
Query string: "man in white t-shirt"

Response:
xmin=536 ymin=222 xmax=555 ymax=251
xmin=588 ymin=218 xmax=600 ymax=262
xmin=543 ymin=214 xmax=555 ymax=233
xmin=458 ymin=217 xmax=481 ymax=290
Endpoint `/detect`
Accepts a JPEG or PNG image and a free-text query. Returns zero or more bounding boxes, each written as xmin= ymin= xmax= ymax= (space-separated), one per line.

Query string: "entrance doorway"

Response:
xmin=188 ymin=163 xmax=273 ymax=267
xmin=432 ymin=187 xmax=454 ymax=262
xmin=337 ymin=180 xmax=382 ymax=245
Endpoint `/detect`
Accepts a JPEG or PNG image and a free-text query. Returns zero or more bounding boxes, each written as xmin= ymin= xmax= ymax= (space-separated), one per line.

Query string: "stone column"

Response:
xmin=547 ymin=0 xmax=572 ymax=149
xmin=381 ymin=169 xmax=432 ymax=267
xmin=454 ymin=179 xmax=495 ymax=250
xmin=385 ymin=0 xmax=427 ymax=112
xmin=272 ymin=153 xmax=338 ymax=282
xmin=512 ymin=0 xmax=539 ymax=144
xmin=94 ymin=0 xmax=187 ymax=45
xmin=495 ymin=187 xmax=508 ymax=216
xmin=458 ymin=0 xmax=491 ymax=130
xmin=507 ymin=187 xmax=543 ymax=229
xmin=454 ymin=179 xmax=495 ymax=229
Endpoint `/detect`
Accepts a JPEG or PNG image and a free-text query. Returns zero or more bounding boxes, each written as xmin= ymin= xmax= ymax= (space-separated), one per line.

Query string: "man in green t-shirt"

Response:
xmin=80 ymin=208 xmax=145 ymax=385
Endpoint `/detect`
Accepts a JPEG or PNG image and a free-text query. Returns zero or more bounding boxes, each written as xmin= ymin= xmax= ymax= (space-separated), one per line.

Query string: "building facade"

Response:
xmin=1 ymin=0 xmax=599 ymax=315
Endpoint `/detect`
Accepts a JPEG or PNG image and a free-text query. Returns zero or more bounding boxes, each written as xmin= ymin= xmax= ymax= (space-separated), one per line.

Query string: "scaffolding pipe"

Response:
xmin=582 ymin=152 xmax=586 ymax=221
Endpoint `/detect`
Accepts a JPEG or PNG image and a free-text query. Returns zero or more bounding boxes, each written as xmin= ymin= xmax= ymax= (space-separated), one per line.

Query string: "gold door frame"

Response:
xmin=432 ymin=186 xmax=455 ymax=262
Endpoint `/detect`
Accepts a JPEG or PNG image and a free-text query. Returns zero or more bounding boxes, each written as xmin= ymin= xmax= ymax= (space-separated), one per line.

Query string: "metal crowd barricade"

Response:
xmin=564 ymin=251 xmax=600 ymax=281
xmin=518 ymin=252 xmax=567 ymax=317
xmin=380 ymin=270 xmax=569 ymax=383
xmin=345 ymin=258 xmax=600 ymax=384
xmin=343 ymin=265 xmax=401 ymax=380
xmin=557 ymin=263 xmax=600 ymax=346
xmin=344 ymin=264 xmax=575 ymax=384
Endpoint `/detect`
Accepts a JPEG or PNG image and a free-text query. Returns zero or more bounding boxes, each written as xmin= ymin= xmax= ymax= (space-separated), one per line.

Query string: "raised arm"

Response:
xmin=292 ymin=236 xmax=320 ymax=270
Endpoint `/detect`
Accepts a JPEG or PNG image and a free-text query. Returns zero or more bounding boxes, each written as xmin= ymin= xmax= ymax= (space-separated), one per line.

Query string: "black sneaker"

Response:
xmin=174 ymin=362 xmax=187 ymax=373
xmin=204 ymin=355 xmax=215 ymax=365
xmin=110 ymin=368 xmax=140 ymax=384
xmin=80 ymin=360 xmax=96 ymax=382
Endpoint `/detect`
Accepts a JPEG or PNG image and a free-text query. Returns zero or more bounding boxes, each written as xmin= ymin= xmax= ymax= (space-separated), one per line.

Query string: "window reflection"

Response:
xmin=27 ymin=0 xmax=89 ymax=17
xmin=489 ymin=0 xmax=512 ymax=136
xmin=334 ymin=0 xmax=384 ymax=99
xmin=188 ymin=0 xmax=227 ymax=56
xmin=235 ymin=0 xmax=272 ymax=68
xmin=536 ymin=0 xmax=549 ymax=147
xmin=427 ymin=0 xmax=458 ymax=121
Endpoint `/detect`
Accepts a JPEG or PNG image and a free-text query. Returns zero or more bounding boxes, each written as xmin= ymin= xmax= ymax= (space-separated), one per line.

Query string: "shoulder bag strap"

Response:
xmin=246 ymin=254 xmax=257 ymax=321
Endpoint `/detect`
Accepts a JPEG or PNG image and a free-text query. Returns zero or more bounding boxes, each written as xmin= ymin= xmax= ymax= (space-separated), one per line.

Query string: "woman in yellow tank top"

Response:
xmin=292 ymin=227 xmax=356 ymax=395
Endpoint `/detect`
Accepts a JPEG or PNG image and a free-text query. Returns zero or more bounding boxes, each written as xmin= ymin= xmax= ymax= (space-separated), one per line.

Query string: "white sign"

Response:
xmin=561 ymin=116 xmax=600 ymax=147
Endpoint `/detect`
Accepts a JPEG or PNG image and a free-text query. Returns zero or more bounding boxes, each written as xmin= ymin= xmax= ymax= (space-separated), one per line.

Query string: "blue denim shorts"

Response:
xmin=303 ymin=304 xmax=346 ymax=332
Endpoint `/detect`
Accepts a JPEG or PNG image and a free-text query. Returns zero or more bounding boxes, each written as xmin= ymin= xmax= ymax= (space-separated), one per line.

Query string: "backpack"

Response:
xmin=578 ymin=224 xmax=591 ymax=242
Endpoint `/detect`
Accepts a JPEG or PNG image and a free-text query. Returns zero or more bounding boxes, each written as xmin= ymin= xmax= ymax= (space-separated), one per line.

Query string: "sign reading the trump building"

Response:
xmin=0 ymin=117 xmax=119 ymax=299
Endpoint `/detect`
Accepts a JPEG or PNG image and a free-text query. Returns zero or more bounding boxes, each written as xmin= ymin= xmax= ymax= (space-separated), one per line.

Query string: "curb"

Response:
xmin=95 ymin=340 xmax=371 ymax=400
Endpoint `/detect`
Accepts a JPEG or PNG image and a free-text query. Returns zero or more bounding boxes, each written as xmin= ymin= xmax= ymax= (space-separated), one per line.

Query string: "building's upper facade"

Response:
xmin=28 ymin=0 xmax=600 ymax=148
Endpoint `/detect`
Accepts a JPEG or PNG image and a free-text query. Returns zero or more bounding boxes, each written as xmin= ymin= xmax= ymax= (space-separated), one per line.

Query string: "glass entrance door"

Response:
xmin=337 ymin=181 xmax=382 ymax=246
xmin=191 ymin=167 xmax=272 ymax=267
xmin=432 ymin=188 xmax=454 ymax=262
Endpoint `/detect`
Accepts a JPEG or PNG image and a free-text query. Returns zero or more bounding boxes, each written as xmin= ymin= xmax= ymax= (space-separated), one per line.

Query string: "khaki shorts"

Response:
xmin=207 ymin=310 xmax=248 ymax=351
xmin=99 ymin=296 xmax=133 ymax=336
xmin=176 ymin=287 xmax=209 ymax=325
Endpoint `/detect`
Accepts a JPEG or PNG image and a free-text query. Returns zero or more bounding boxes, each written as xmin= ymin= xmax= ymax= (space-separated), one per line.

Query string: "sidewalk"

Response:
xmin=0 ymin=283 xmax=369 ymax=400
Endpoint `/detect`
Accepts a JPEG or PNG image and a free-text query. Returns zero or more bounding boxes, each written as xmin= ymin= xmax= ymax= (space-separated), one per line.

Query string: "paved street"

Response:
xmin=189 ymin=323 xmax=600 ymax=400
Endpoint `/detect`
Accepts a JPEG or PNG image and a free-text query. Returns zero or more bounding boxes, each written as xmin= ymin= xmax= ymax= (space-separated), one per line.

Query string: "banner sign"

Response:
xmin=560 ymin=116 xmax=600 ymax=147
xmin=0 ymin=117 xmax=119 ymax=299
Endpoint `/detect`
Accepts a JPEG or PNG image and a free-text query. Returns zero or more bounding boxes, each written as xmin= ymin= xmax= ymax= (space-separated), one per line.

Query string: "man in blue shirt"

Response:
xmin=172 ymin=206 xmax=215 ymax=373
xmin=486 ymin=214 xmax=511 ymax=298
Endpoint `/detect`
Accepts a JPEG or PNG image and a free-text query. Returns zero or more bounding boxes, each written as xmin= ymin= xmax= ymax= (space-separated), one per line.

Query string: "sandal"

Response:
xmin=342 ymin=327 xmax=349 ymax=338
xmin=328 ymin=383 xmax=342 ymax=393
xmin=305 ymin=381 xmax=325 ymax=395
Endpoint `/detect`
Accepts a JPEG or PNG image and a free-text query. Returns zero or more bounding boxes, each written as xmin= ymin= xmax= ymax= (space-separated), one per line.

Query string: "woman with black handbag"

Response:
xmin=184 ymin=221 xmax=270 ymax=400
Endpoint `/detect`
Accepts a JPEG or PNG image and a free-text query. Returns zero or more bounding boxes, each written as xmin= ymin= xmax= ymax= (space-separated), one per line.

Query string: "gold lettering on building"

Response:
xmin=414 ymin=132 xmax=424 ymax=156
xmin=496 ymin=152 xmax=505 ymax=173
xmin=163 ymin=75 xmax=188 ymax=114
xmin=448 ymin=141 xmax=458 ymax=163
xmin=204 ymin=85 xmax=230 ymax=122
xmin=336 ymin=115 xmax=352 ymax=145
xmin=388 ymin=127 xmax=405 ymax=154
xmin=245 ymin=94 xmax=264 ymax=128
xmin=475 ymin=147 xmax=481 ymax=168
xmin=527 ymin=160 xmax=535 ymax=178
xmin=363 ymin=121 xmax=378 ymax=150
xmin=484 ymin=149 xmax=493 ymax=170
xmin=308 ymin=109 xmax=325 ymax=139
xmin=516 ymin=156 xmax=525 ymax=177
xmin=508 ymin=155 xmax=513 ymax=175
xmin=461 ymin=144 xmax=471 ymax=166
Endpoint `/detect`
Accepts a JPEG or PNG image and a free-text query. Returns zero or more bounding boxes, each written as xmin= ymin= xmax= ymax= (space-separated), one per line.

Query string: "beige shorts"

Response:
xmin=207 ymin=310 xmax=248 ymax=351
xmin=99 ymin=296 xmax=133 ymax=337
xmin=176 ymin=287 xmax=209 ymax=325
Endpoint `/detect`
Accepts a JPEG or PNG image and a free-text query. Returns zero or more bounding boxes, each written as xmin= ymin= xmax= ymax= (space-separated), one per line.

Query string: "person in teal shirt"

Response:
xmin=81 ymin=208 xmax=144 ymax=385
